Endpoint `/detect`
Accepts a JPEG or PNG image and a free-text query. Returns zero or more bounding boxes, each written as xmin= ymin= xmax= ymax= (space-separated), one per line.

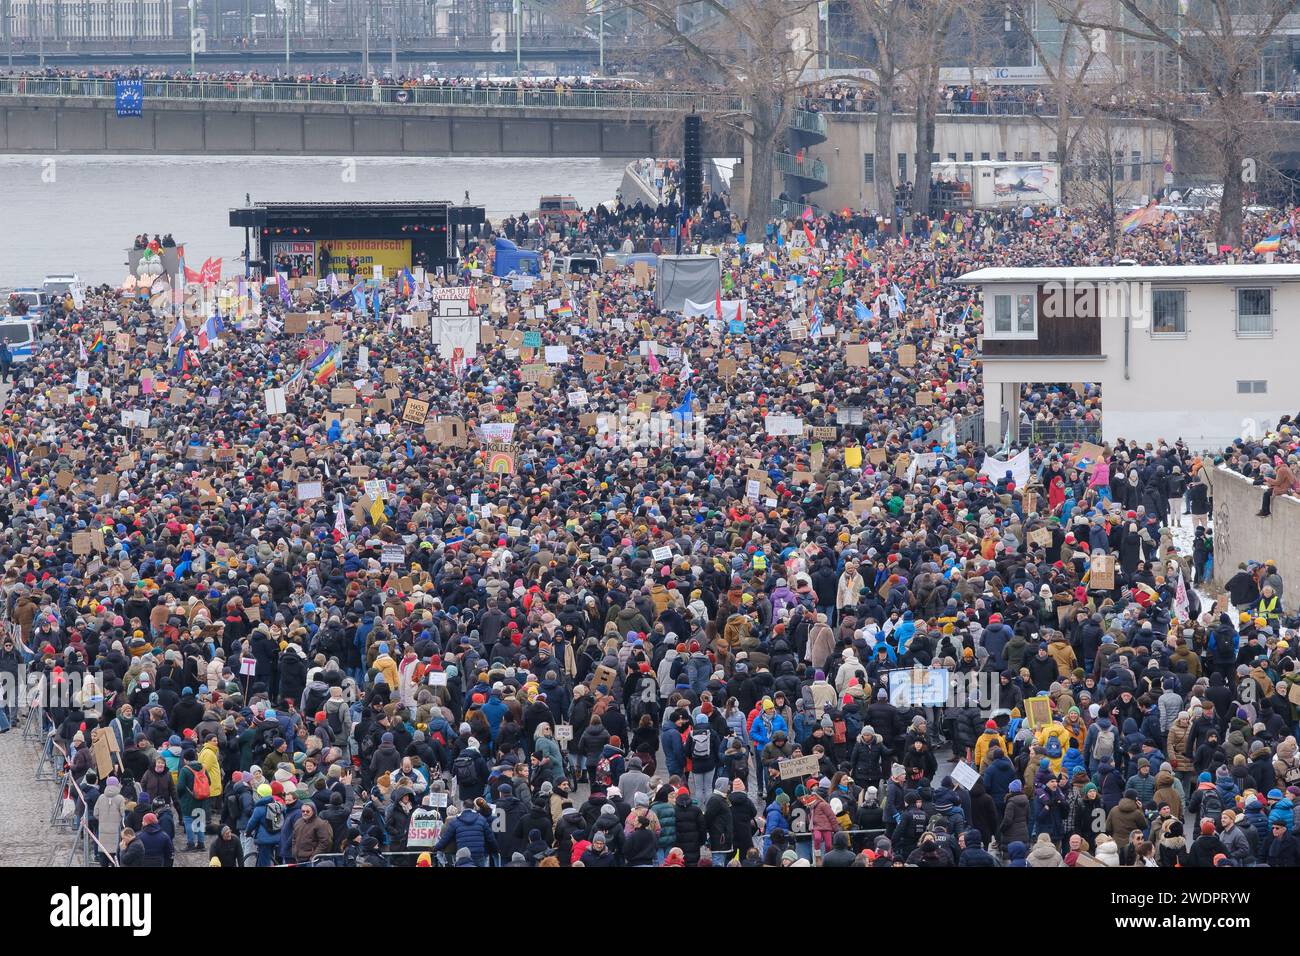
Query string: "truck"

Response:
xmin=931 ymin=161 xmax=1061 ymax=210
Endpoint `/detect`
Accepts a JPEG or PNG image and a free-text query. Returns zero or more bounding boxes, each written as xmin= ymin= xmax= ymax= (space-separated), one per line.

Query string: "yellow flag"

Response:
xmin=370 ymin=496 xmax=386 ymax=525
xmin=844 ymin=446 xmax=863 ymax=469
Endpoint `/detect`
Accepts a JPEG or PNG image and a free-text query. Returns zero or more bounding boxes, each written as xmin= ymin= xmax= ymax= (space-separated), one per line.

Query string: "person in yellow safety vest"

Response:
xmin=1255 ymin=586 xmax=1281 ymax=629
xmin=753 ymin=551 xmax=767 ymax=573
xmin=1035 ymin=720 xmax=1069 ymax=774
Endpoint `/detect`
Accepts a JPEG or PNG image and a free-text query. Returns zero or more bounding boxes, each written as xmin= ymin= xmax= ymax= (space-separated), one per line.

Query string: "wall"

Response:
xmin=0 ymin=98 xmax=742 ymax=158
xmin=1202 ymin=465 xmax=1300 ymax=591
xmin=980 ymin=278 xmax=1300 ymax=448
xmin=811 ymin=113 xmax=1172 ymax=213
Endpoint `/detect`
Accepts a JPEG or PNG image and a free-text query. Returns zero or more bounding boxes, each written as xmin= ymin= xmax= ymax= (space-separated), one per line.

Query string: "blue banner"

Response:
xmin=115 ymin=79 xmax=143 ymax=117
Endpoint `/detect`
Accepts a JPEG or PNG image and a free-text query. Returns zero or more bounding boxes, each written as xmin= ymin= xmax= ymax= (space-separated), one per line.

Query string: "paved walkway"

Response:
xmin=0 ymin=715 xmax=78 ymax=866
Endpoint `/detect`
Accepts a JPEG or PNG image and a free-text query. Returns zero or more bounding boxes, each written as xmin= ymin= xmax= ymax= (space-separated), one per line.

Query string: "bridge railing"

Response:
xmin=0 ymin=75 xmax=744 ymax=113
xmin=788 ymin=109 xmax=828 ymax=137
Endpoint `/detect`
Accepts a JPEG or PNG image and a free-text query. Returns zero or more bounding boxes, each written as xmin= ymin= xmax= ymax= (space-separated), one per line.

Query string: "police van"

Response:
xmin=0 ymin=317 xmax=39 ymax=362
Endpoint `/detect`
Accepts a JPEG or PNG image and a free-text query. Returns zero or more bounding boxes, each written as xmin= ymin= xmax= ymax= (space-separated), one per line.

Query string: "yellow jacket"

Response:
xmin=974 ymin=730 xmax=1008 ymax=771
xmin=373 ymin=653 xmax=400 ymax=690
xmin=199 ymin=740 xmax=223 ymax=797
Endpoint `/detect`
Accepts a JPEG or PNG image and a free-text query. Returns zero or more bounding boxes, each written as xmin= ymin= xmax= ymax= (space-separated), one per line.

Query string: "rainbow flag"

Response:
xmin=89 ymin=334 xmax=105 ymax=354
xmin=1118 ymin=202 xmax=1159 ymax=234
xmin=312 ymin=347 xmax=337 ymax=385
xmin=1253 ymin=234 xmax=1281 ymax=254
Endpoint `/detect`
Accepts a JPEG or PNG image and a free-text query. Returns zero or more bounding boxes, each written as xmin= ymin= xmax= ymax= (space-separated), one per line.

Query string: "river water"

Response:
xmin=0 ymin=155 xmax=627 ymax=287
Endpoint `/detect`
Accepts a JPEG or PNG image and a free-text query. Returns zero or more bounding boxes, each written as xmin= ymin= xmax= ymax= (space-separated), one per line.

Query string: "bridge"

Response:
xmin=0 ymin=76 xmax=750 ymax=157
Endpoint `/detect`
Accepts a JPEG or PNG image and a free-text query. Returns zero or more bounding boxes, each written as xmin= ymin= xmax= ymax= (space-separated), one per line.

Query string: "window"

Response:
xmin=980 ymin=152 xmax=991 ymax=161
xmin=1014 ymin=151 xmax=1024 ymax=161
xmin=898 ymin=153 xmax=907 ymax=182
xmin=1016 ymin=293 xmax=1034 ymax=332
xmin=1237 ymin=380 xmax=1268 ymax=394
xmin=986 ymin=288 xmax=1036 ymax=338
xmin=1048 ymin=150 xmax=1058 ymax=162
xmin=1031 ymin=151 xmax=1042 ymax=161
xmin=992 ymin=294 xmax=1012 ymax=333
xmin=864 ymin=153 xmax=875 ymax=183
xmin=1236 ymin=288 xmax=1273 ymax=336
xmin=964 ymin=152 xmax=974 ymax=162
xmin=944 ymin=152 xmax=954 ymax=162
xmin=997 ymin=151 xmax=1007 ymax=161
xmin=1151 ymin=289 xmax=1186 ymax=335
xmin=1130 ymin=150 xmax=1141 ymax=182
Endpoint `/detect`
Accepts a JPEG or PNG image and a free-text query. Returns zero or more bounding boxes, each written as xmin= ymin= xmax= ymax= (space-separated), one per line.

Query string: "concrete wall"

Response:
xmin=980 ymin=278 xmax=1300 ymax=448
xmin=1202 ymin=465 xmax=1300 ymax=591
xmin=811 ymin=113 xmax=1172 ymax=213
xmin=0 ymin=97 xmax=741 ymax=158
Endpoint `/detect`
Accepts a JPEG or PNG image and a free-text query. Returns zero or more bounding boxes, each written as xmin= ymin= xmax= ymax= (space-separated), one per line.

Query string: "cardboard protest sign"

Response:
xmin=1089 ymin=553 xmax=1116 ymax=590
xmin=846 ymin=344 xmax=871 ymax=367
xmin=897 ymin=344 xmax=917 ymax=367
xmin=285 ymin=313 xmax=311 ymax=334
xmin=402 ymin=398 xmax=431 ymax=426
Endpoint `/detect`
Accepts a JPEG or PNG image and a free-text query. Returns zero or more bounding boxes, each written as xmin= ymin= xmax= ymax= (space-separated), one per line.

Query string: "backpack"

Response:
xmin=224 ymin=789 xmax=244 ymax=826
xmin=264 ymin=800 xmax=285 ymax=834
xmin=1092 ymin=727 xmax=1115 ymax=762
xmin=594 ymin=756 xmax=613 ymax=786
xmin=692 ymin=731 xmax=712 ymax=759
xmin=327 ymin=707 xmax=345 ymax=737
xmin=1198 ymin=787 xmax=1223 ymax=820
xmin=453 ymin=754 xmax=478 ymax=787
xmin=190 ymin=765 xmax=210 ymax=801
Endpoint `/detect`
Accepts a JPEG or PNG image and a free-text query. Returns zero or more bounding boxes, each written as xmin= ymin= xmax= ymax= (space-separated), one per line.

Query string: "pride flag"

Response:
xmin=1253 ymin=234 xmax=1281 ymax=254
xmin=313 ymin=347 xmax=338 ymax=385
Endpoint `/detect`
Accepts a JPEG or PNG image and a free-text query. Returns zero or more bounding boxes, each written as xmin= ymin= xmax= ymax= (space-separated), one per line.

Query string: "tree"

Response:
xmin=842 ymin=0 xmax=911 ymax=217
xmin=905 ymin=0 xmax=959 ymax=216
xmin=625 ymin=0 xmax=823 ymax=226
xmin=1060 ymin=0 xmax=1298 ymax=247
xmin=1008 ymin=0 xmax=1107 ymax=182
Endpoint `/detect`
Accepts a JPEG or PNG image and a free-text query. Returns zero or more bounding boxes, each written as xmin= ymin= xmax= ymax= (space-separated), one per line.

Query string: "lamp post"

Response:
xmin=597 ymin=0 xmax=603 ymax=76
xmin=513 ymin=0 xmax=520 ymax=76
xmin=285 ymin=0 xmax=290 ymax=68
xmin=362 ymin=0 xmax=370 ymax=75
xmin=188 ymin=0 xmax=196 ymax=74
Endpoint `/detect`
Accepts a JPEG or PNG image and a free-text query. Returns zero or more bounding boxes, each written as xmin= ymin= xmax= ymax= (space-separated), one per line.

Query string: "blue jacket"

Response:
xmin=278 ymin=803 xmax=303 ymax=861
xmin=434 ymin=808 xmax=496 ymax=864
xmin=748 ymin=712 xmax=788 ymax=750
xmin=480 ymin=696 xmax=508 ymax=742
xmin=1268 ymin=798 xmax=1295 ymax=830
xmin=982 ymin=757 xmax=1016 ymax=807
xmin=763 ymin=800 xmax=788 ymax=848
xmin=136 ymin=821 xmax=174 ymax=867
xmin=660 ymin=726 xmax=687 ymax=777
xmin=246 ymin=796 xmax=283 ymax=846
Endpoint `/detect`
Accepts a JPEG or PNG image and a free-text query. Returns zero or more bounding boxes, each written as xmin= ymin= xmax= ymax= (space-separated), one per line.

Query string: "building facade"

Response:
xmin=958 ymin=264 xmax=1300 ymax=449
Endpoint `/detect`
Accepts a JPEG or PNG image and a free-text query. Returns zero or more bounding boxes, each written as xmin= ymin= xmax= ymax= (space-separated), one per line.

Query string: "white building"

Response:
xmin=957 ymin=264 xmax=1300 ymax=449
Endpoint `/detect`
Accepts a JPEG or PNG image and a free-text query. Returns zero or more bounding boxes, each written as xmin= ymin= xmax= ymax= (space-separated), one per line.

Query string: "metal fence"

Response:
xmin=1018 ymin=419 xmax=1103 ymax=447
xmin=0 ymin=75 xmax=744 ymax=113
xmin=775 ymin=151 xmax=828 ymax=183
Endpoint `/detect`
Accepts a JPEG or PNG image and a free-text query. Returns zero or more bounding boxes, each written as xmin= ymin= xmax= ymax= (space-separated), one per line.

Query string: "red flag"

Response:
xmin=803 ymin=223 xmax=816 ymax=249
xmin=715 ymin=288 xmax=723 ymax=320
xmin=836 ymin=300 xmax=843 ymax=325
xmin=468 ymin=285 xmax=477 ymax=311
xmin=200 ymin=257 xmax=222 ymax=285
xmin=184 ymin=264 xmax=203 ymax=284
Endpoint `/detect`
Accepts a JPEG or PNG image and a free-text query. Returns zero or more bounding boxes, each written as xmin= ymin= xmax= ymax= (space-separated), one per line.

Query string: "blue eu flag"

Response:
xmin=115 ymin=79 xmax=143 ymax=117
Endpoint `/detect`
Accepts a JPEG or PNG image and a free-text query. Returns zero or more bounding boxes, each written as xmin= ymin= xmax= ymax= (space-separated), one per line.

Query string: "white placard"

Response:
xmin=296 ymin=481 xmax=323 ymax=501
xmin=544 ymin=345 xmax=570 ymax=364
xmin=764 ymin=414 xmax=804 ymax=437
xmin=651 ymin=546 xmax=672 ymax=562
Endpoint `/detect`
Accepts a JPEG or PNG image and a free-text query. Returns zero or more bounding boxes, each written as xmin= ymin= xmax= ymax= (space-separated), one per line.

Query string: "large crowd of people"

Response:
xmin=3 ymin=194 xmax=1298 ymax=871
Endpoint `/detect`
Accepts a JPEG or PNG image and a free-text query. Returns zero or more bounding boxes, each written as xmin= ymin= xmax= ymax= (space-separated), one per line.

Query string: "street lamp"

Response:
xmin=189 ymin=0 xmax=196 ymax=74
xmin=285 ymin=0 xmax=290 ymax=68
xmin=362 ymin=0 xmax=371 ymax=76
